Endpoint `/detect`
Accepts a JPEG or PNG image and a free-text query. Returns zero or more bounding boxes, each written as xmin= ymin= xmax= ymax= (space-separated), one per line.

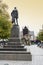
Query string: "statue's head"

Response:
xmin=14 ymin=7 xmax=16 ymax=9
xmin=25 ymin=26 xmax=26 ymax=28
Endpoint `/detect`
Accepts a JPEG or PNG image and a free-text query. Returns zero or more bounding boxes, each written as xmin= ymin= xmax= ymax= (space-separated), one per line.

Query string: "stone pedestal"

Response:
xmin=0 ymin=24 xmax=32 ymax=61
xmin=11 ymin=25 xmax=20 ymax=37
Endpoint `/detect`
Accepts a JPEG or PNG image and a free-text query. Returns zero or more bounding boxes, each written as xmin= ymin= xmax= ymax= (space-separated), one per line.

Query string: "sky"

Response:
xmin=3 ymin=0 xmax=43 ymax=36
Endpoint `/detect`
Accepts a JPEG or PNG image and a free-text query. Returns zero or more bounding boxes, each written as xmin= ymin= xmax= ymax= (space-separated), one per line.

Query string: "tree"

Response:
xmin=36 ymin=30 xmax=43 ymax=41
xmin=0 ymin=1 xmax=12 ymax=40
xmin=0 ymin=16 xmax=12 ymax=39
xmin=0 ymin=0 xmax=10 ymax=19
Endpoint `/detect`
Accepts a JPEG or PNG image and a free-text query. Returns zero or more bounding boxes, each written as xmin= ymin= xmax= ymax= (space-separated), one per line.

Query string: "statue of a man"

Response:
xmin=11 ymin=7 xmax=18 ymax=25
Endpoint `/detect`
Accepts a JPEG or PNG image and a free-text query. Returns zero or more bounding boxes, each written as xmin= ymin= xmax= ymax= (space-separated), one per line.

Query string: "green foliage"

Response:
xmin=36 ymin=30 xmax=43 ymax=41
xmin=0 ymin=1 xmax=10 ymax=19
xmin=0 ymin=1 xmax=12 ymax=39
xmin=0 ymin=16 xmax=12 ymax=39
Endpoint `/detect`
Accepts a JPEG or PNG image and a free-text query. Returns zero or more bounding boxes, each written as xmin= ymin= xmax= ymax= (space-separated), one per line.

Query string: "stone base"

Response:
xmin=0 ymin=51 xmax=32 ymax=61
xmin=11 ymin=25 xmax=20 ymax=37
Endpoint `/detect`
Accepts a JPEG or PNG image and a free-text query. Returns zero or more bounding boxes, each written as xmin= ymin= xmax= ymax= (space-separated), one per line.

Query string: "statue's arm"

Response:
xmin=11 ymin=10 xmax=14 ymax=16
xmin=16 ymin=10 xmax=18 ymax=18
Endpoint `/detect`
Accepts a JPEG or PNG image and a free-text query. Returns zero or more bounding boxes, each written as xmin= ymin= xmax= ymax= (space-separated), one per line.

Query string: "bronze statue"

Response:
xmin=11 ymin=7 xmax=18 ymax=25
